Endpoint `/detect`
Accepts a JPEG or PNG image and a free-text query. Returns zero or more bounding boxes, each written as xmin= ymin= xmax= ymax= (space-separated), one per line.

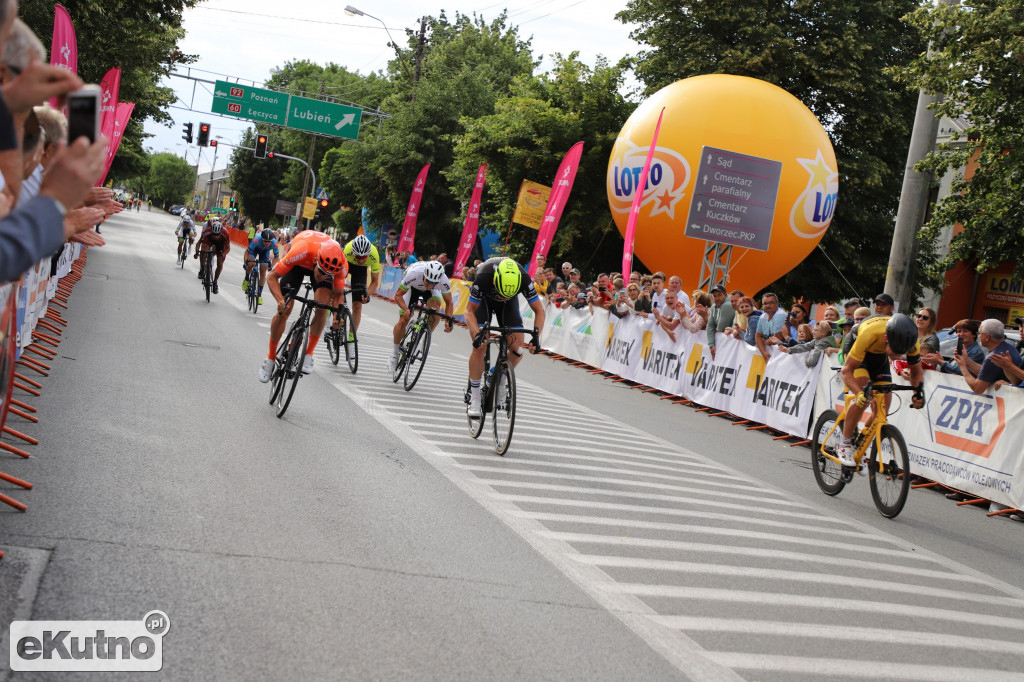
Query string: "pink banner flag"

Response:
xmin=528 ymin=141 xmax=584 ymax=277
xmin=621 ymin=107 xmax=666 ymax=283
xmin=49 ymin=4 xmax=77 ymax=110
xmin=397 ymin=164 xmax=430 ymax=254
xmin=98 ymin=67 xmax=121 ymax=151
xmin=454 ymin=165 xmax=487 ymax=276
xmin=98 ymin=102 xmax=133 ymax=186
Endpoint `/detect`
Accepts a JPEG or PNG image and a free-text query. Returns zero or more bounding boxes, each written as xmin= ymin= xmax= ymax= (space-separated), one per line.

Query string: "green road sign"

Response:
xmin=287 ymin=94 xmax=362 ymax=139
xmin=212 ymin=80 xmax=288 ymax=126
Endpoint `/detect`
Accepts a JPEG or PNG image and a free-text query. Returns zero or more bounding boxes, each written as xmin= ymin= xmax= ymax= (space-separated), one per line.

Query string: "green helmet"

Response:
xmin=493 ymin=258 xmax=522 ymax=299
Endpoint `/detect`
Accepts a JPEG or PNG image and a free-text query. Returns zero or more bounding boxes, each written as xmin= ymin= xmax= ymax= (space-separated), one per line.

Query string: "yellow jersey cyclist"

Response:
xmin=342 ymin=234 xmax=381 ymax=333
xmin=837 ymin=312 xmax=925 ymax=467
xmin=465 ymin=257 xmax=545 ymax=418
xmin=387 ymin=260 xmax=454 ymax=373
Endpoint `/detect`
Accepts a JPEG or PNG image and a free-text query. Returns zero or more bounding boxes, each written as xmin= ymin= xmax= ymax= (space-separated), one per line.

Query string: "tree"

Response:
xmin=228 ymin=129 xmax=286 ymax=227
xmin=899 ymin=0 xmax=1024 ymax=282
xmin=145 ymin=153 xmax=192 ymax=207
xmin=21 ymin=0 xmax=199 ymax=183
xmin=617 ymin=0 xmax=925 ymax=302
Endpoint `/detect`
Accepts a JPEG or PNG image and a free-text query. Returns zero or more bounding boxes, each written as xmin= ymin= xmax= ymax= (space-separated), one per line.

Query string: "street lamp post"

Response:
xmin=344 ymin=5 xmax=412 ymax=79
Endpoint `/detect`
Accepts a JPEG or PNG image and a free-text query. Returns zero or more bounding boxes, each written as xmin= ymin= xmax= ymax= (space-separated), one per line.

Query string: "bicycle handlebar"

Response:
xmin=284 ymin=283 xmax=342 ymax=315
xmin=409 ymin=301 xmax=456 ymax=323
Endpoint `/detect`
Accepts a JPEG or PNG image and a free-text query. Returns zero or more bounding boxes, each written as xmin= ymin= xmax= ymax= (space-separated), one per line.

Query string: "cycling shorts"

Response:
xmin=247 ymin=251 xmax=273 ymax=266
xmin=401 ymin=286 xmax=440 ymax=310
xmin=469 ymin=297 xmax=523 ymax=330
xmin=851 ymin=352 xmax=892 ymax=383
xmin=279 ymin=266 xmax=344 ymax=296
xmin=349 ymin=263 xmax=370 ymax=292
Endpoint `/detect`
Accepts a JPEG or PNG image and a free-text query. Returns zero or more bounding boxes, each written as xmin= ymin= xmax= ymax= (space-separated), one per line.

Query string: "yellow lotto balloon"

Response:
xmin=607 ymin=75 xmax=838 ymax=295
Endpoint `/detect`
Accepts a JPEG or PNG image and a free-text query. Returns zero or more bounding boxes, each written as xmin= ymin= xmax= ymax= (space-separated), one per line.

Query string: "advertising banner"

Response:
xmin=511 ymin=180 xmax=550 ymax=230
xmin=528 ymin=142 xmax=583 ymax=276
xmin=454 ymin=165 xmax=486 ymax=275
xmin=49 ymin=4 xmax=77 ymax=112
xmin=398 ymin=164 xmax=430 ymax=254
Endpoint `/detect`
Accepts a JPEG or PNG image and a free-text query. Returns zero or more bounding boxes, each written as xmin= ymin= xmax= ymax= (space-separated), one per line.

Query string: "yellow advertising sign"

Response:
xmin=512 ymin=180 xmax=551 ymax=230
xmin=449 ymin=279 xmax=472 ymax=316
xmin=221 ymin=195 xmax=231 ymax=209
xmin=302 ymin=197 xmax=317 ymax=220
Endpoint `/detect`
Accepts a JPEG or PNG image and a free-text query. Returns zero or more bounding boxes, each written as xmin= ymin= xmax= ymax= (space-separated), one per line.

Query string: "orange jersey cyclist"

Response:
xmin=342 ymin=234 xmax=382 ymax=333
xmin=257 ymin=230 xmax=348 ymax=382
xmin=193 ymin=220 xmax=231 ymax=294
xmin=387 ymin=260 xmax=455 ymax=373
xmin=465 ymin=257 xmax=545 ymax=417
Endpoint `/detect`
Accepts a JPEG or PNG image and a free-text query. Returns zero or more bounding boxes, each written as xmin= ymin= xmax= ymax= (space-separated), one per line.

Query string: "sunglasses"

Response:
xmin=917 ymin=314 xmax=930 ymax=320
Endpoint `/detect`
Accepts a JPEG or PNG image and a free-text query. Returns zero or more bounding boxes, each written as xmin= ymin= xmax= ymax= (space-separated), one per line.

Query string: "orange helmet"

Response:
xmin=316 ymin=240 xmax=346 ymax=276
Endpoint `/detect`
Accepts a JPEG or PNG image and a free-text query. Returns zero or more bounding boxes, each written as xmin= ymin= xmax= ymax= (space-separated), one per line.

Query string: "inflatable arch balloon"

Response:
xmin=607 ymin=74 xmax=839 ymax=296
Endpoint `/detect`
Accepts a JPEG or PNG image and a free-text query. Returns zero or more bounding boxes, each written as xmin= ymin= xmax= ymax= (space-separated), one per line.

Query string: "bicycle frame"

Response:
xmin=818 ymin=390 xmax=889 ymax=472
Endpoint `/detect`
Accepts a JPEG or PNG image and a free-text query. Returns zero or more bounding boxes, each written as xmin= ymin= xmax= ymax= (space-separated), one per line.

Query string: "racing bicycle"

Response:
xmin=392 ymin=302 xmax=454 ymax=391
xmin=245 ymin=262 xmax=261 ymax=313
xmin=324 ymin=288 xmax=358 ymax=374
xmin=197 ymin=248 xmax=216 ymax=302
xmin=268 ymin=282 xmax=339 ymax=418
xmin=464 ymin=323 xmax=538 ymax=456
xmin=177 ymin=239 xmax=191 ymax=268
xmin=811 ymin=376 xmax=917 ymax=518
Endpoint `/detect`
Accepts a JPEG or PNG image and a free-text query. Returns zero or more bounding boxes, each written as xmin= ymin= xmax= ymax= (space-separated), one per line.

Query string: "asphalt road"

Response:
xmin=1 ymin=209 xmax=1023 ymax=681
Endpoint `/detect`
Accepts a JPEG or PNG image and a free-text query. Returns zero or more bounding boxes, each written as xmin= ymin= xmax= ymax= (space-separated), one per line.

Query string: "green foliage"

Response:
xmin=145 ymin=152 xmax=192 ymax=206
xmin=228 ymin=129 xmax=286 ymax=227
xmin=617 ymin=0 xmax=925 ymax=301
xmin=21 ymin=0 xmax=199 ymax=183
xmin=898 ymin=0 xmax=1024 ymax=282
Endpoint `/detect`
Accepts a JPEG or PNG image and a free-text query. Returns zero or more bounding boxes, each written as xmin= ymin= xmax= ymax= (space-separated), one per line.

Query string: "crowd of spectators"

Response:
xmin=0 ymin=8 xmax=120 ymax=284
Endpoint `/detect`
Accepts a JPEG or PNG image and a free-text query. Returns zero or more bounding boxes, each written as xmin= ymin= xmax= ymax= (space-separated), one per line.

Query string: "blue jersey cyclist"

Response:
xmin=243 ymin=228 xmax=280 ymax=305
xmin=465 ymin=257 xmax=545 ymax=417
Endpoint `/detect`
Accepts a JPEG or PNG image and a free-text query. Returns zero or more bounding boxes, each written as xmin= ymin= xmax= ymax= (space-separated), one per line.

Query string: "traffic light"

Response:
xmin=182 ymin=122 xmax=193 ymax=144
xmin=210 ymin=139 xmax=217 ymax=148
xmin=314 ymin=197 xmax=330 ymax=225
xmin=266 ymin=151 xmax=275 ymax=159
xmin=254 ymin=134 xmax=268 ymax=158
xmin=197 ymin=122 xmax=211 ymax=146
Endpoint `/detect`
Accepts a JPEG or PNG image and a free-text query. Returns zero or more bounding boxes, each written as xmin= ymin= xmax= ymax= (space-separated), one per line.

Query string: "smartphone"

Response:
xmin=67 ymin=85 xmax=101 ymax=144
xmin=956 ymin=337 xmax=964 ymax=355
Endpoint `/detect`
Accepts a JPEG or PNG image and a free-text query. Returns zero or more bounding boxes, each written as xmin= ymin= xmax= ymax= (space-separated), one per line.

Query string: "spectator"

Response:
xmin=726 ymin=296 xmax=758 ymax=342
xmin=561 ymin=261 xmax=573 ymax=283
xmin=755 ymin=292 xmax=789 ymax=359
xmin=632 ymin=281 xmax=652 ymax=316
xmin=680 ymin=289 xmax=711 ymax=333
xmin=827 ymin=317 xmax=856 ymax=360
xmin=531 ymin=268 xmax=548 ymax=298
xmin=667 ymin=275 xmax=691 ymax=314
xmin=956 ymin=319 xmax=1021 ymax=394
xmin=822 ymin=305 xmax=840 ymax=324
xmin=566 ymin=283 xmax=588 ymax=309
xmin=706 ymin=284 xmax=735 ymax=359
xmin=546 ymin=266 xmax=564 ymax=293
xmin=609 ymin=288 xmax=634 ymax=319
xmin=437 ymin=252 xmax=454 ymax=279
xmin=853 ymin=306 xmax=870 ymax=324
xmin=610 ymin=276 xmax=625 ymax=297
xmin=534 ymin=253 xmax=546 ymax=274
xmin=924 ymin=319 xmax=984 ymax=375
xmin=589 ymin=273 xmax=612 ymax=308
xmin=384 ymin=244 xmax=398 ymax=266
xmin=873 ymin=293 xmax=895 ymax=317
xmin=462 ymin=266 xmax=476 ymax=282
xmin=842 ymin=298 xmax=862 ymax=322
xmin=729 ymin=289 xmax=746 ymax=330
xmin=567 ymin=267 xmax=584 ymax=291
xmin=896 ymin=341 xmax=937 ymax=380
xmin=782 ymin=303 xmax=809 ymax=345
xmin=990 ymin=350 xmax=1024 ymax=388
xmin=629 ymin=271 xmax=641 ymax=287
xmin=549 ymin=281 xmax=567 ymax=307
xmin=914 ymin=306 xmax=940 ymax=354
xmin=650 ymin=272 xmax=667 ymax=313
xmin=653 ymin=289 xmax=682 ymax=341
xmin=779 ymin=320 xmax=836 ymax=367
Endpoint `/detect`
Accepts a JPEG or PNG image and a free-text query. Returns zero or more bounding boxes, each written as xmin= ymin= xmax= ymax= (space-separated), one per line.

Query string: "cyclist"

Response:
xmin=193 ymin=220 xmax=231 ymax=294
xmin=836 ymin=312 xmax=925 ymax=467
xmin=258 ymin=230 xmax=348 ymax=382
xmin=342 ymin=234 xmax=381 ymax=333
xmin=387 ymin=260 xmax=455 ymax=372
xmin=175 ymin=213 xmax=197 ymax=260
xmin=243 ymin=228 xmax=280 ymax=305
xmin=465 ymin=257 xmax=545 ymax=417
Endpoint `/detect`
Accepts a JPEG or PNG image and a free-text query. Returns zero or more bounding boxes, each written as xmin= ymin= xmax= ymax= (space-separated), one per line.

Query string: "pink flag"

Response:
xmin=454 ymin=165 xmax=487 ymax=276
xmin=98 ymin=67 xmax=121 ymax=150
xmin=621 ymin=107 xmax=666 ymax=282
xmin=397 ymin=164 xmax=430 ymax=254
xmin=528 ymin=142 xmax=584 ymax=277
xmin=98 ymin=102 xmax=133 ymax=185
xmin=49 ymin=4 xmax=78 ymax=110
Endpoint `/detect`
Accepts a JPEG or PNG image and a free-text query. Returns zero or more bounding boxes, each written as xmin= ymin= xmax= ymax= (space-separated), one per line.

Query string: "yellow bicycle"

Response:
xmin=811 ymin=379 xmax=916 ymax=518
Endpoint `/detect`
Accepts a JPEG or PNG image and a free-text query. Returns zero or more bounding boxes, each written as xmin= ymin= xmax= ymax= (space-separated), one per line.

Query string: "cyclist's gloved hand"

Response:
xmin=855 ymin=391 xmax=868 ymax=408
xmin=530 ymin=332 xmax=541 ymax=354
xmin=912 ymin=383 xmax=925 ymax=409
xmin=472 ymin=330 xmax=485 ymax=349
xmin=361 ymin=292 xmax=370 ymax=304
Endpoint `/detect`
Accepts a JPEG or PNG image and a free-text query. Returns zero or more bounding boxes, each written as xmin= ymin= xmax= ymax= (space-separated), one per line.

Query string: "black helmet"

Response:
xmin=261 ymin=229 xmax=274 ymax=241
xmin=885 ymin=313 xmax=918 ymax=355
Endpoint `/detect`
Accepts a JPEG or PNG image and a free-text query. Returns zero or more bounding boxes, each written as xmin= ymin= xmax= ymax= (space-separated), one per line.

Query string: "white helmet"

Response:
xmin=350 ymin=234 xmax=372 ymax=257
xmin=423 ymin=261 xmax=445 ymax=284
xmin=211 ymin=221 xmax=223 ymax=235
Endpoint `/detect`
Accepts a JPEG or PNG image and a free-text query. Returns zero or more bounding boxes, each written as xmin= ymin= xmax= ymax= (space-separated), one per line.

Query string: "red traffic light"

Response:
xmin=267 ymin=152 xmax=274 ymax=159
xmin=257 ymin=135 xmax=267 ymax=144
xmin=200 ymin=124 xmax=209 ymax=133
xmin=210 ymin=140 xmax=217 ymax=147
xmin=319 ymin=199 xmax=329 ymax=207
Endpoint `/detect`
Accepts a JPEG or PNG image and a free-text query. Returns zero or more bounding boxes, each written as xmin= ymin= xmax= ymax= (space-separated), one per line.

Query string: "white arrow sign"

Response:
xmin=334 ymin=113 xmax=356 ymax=130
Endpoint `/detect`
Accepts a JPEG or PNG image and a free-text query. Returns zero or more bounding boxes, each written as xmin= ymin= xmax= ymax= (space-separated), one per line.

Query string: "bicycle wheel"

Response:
xmin=248 ymin=269 xmax=260 ymax=313
xmin=869 ymin=424 xmax=911 ymax=518
xmin=269 ymin=323 xmax=299 ymax=404
xmin=403 ymin=324 xmax=431 ymax=391
xmin=491 ymin=360 xmax=516 ymax=456
xmin=341 ymin=307 xmax=358 ymax=374
xmin=392 ymin=324 xmax=415 ymax=383
xmin=811 ymin=409 xmax=846 ymax=496
xmin=465 ymin=379 xmax=485 ymax=438
xmin=326 ymin=327 xmax=340 ymax=365
xmin=276 ymin=324 xmax=307 ymax=418
xmin=203 ymin=260 xmax=212 ymax=302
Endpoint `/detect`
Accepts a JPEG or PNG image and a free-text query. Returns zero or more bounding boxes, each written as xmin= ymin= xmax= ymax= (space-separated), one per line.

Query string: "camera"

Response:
xmin=598 ymin=287 xmax=606 ymax=293
xmin=956 ymin=337 xmax=964 ymax=355
xmin=1015 ymin=316 xmax=1023 ymax=326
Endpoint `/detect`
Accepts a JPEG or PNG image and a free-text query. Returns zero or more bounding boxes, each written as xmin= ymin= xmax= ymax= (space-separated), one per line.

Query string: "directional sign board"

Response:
xmin=685 ymin=146 xmax=783 ymax=252
xmin=211 ymin=80 xmax=361 ymax=140
xmin=287 ymin=95 xmax=361 ymax=139
xmin=211 ymin=81 xmax=288 ymax=126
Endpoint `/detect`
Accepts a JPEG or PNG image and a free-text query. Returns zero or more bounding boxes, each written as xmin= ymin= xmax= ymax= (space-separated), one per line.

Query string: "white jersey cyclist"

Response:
xmin=398 ymin=261 xmax=452 ymax=302
xmin=388 ymin=260 xmax=455 ymax=371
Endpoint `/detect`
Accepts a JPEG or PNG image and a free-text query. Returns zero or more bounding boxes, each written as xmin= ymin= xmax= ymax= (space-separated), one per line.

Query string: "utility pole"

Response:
xmin=884 ymin=0 xmax=959 ymax=309
xmin=413 ymin=17 xmax=427 ymax=86
xmin=205 ymin=143 xmax=219 ymax=212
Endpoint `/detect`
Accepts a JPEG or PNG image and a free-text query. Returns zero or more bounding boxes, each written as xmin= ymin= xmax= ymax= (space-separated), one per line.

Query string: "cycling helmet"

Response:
xmin=261 ymin=228 xmax=274 ymax=241
xmin=493 ymin=258 xmax=522 ymax=299
xmin=316 ymin=241 xmax=346 ymax=276
xmin=885 ymin=313 xmax=918 ymax=355
xmin=210 ymin=221 xmax=223 ymax=235
xmin=423 ymin=261 xmax=445 ymax=284
xmin=350 ymin=234 xmax=372 ymax=257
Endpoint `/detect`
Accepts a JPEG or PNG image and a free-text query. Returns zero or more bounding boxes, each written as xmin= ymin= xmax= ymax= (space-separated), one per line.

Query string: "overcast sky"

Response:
xmin=144 ymin=0 xmax=640 ymax=173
